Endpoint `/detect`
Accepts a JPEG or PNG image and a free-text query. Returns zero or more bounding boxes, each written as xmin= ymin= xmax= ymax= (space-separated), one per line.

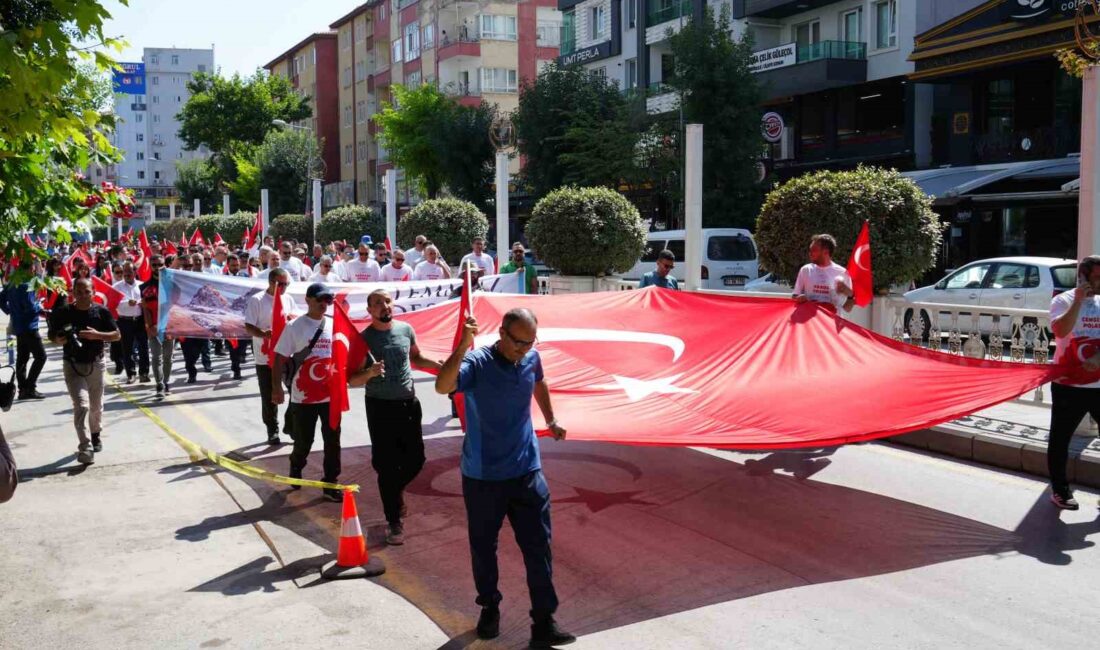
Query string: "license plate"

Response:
xmin=723 ymin=277 xmax=746 ymax=286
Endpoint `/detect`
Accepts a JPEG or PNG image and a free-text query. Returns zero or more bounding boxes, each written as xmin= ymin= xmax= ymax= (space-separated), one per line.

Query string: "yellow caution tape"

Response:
xmin=110 ymin=381 xmax=359 ymax=493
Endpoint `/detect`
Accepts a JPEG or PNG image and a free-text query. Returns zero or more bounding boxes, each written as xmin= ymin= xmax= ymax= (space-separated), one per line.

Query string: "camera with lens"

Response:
xmin=59 ymin=323 xmax=84 ymax=354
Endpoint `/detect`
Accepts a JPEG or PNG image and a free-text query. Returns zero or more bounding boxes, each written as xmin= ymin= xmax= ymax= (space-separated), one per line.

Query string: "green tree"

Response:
xmin=0 ymin=0 xmax=131 ymax=278
xmin=396 ymin=198 xmax=488 ymax=263
xmin=269 ymin=213 xmax=313 ymax=247
xmin=174 ymin=158 xmax=221 ymax=210
xmin=252 ymin=129 xmax=322 ymax=217
xmin=432 ymin=101 xmax=498 ymax=212
xmin=525 ymin=186 xmax=647 ymax=276
xmin=176 ymin=71 xmax=311 ymax=157
xmin=225 ymin=154 xmax=261 ymax=210
xmin=668 ymin=7 xmax=765 ymax=228
xmin=513 ymin=62 xmax=633 ymax=197
xmin=375 ymin=84 xmax=451 ymax=198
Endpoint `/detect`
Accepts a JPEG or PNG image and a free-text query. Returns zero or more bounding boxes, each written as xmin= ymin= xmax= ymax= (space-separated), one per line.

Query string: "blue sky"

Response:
xmin=101 ymin=0 xmax=365 ymax=77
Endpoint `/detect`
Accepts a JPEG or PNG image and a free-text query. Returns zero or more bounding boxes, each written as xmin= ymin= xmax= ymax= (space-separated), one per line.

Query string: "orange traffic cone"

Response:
xmin=321 ymin=490 xmax=386 ymax=579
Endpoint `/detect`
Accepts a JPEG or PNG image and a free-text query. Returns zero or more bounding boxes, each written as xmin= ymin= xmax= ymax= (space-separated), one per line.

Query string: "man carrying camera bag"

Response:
xmin=48 ymin=278 xmax=121 ymax=465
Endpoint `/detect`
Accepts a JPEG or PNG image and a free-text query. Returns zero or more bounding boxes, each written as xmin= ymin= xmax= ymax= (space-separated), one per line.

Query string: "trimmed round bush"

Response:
xmin=397 ymin=198 xmax=488 ymax=263
xmin=316 ymin=205 xmax=384 ymax=247
xmin=526 ymin=186 xmax=647 ymax=276
xmin=219 ymin=211 xmax=257 ymax=246
xmin=190 ymin=214 xmax=223 ymax=244
xmin=145 ymin=217 xmax=191 ymax=244
xmin=269 ymin=213 xmax=313 ymax=247
xmin=755 ymin=166 xmax=942 ymax=290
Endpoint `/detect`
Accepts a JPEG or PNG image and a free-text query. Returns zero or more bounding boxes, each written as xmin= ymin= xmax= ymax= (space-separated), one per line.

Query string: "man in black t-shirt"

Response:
xmin=48 ymin=278 xmax=121 ymax=465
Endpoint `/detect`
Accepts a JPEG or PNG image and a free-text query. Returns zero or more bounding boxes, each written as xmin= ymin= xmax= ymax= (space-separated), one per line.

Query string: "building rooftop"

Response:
xmin=262 ymin=32 xmax=337 ymax=71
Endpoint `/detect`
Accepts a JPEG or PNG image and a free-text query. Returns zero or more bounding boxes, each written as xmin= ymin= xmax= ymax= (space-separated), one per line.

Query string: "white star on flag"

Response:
xmin=591 ymin=374 xmax=697 ymax=403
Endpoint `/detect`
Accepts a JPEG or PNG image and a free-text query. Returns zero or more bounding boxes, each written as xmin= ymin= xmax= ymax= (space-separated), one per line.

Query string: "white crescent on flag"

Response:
xmin=853 ymin=243 xmax=870 ymax=271
xmin=475 ymin=328 xmax=687 ymax=362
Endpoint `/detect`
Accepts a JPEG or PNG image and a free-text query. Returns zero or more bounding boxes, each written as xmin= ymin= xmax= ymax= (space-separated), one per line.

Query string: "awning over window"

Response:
xmin=901 ymin=158 xmax=1080 ymax=204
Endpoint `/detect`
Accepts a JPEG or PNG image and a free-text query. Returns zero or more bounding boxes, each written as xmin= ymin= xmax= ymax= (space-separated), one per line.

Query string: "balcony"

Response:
xmin=438 ymin=34 xmax=480 ymax=61
xmin=645 ymin=82 xmax=679 ymax=115
xmin=743 ymin=0 xmax=845 ymax=19
xmin=755 ymin=40 xmax=867 ymax=100
xmin=443 ymin=80 xmax=482 ymax=107
xmin=647 ymin=0 xmax=691 ymax=26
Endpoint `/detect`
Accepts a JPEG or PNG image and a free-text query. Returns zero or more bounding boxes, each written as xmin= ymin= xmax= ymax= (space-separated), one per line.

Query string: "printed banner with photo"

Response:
xmin=157 ymin=269 xmax=524 ymax=340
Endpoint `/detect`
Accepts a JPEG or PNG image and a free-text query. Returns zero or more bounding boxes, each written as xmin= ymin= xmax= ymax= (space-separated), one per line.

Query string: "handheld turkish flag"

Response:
xmin=265 ymin=284 xmax=288 ymax=368
xmin=1059 ymin=337 xmax=1100 ymax=385
xmin=163 ymin=240 xmax=178 ymax=256
xmin=91 ymin=275 xmax=124 ymax=318
xmin=136 ymin=229 xmax=153 ymax=281
xmin=189 ymin=229 xmax=205 ymax=248
xmin=58 ymin=261 xmax=73 ymax=292
xmin=329 ymin=301 xmax=368 ymax=429
xmin=384 ymin=236 xmax=393 ymax=252
xmin=450 ymin=265 xmax=476 ymax=431
xmin=252 ymin=208 xmax=264 ymax=242
xmin=212 ymin=233 xmax=225 ymax=246
xmin=243 ymin=228 xmax=253 ymax=250
xmin=846 ymin=220 xmax=873 ymax=308
xmin=179 ymin=233 xmax=188 ymax=250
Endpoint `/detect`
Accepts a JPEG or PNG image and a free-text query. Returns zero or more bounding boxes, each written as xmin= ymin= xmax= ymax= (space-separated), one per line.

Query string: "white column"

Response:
xmin=684 ymin=124 xmax=704 ymax=291
xmin=260 ymin=189 xmax=270 ymax=238
xmin=496 ymin=152 xmax=509 ymax=271
xmin=169 ymin=203 xmax=176 ymax=220
xmin=222 ymin=193 xmax=230 ymax=217
xmin=193 ymin=198 xmax=200 ymax=218
xmin=146 ymin=202 xmax=154 ymax=222
xmin=312 ymin=180 xmax=323 ymax=240
xmin=1080 ymin=67 xmax=1100 ymax=259
xmin=385 ymin=169 xmax=397 ymax=246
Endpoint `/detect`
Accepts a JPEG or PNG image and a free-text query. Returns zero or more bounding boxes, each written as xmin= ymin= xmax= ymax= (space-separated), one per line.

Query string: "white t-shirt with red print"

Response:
xmin=793 ymin=262 xmax=852 ymax=310
xmin=1051 ymin=290 xmax=1100 ymax=389
xmin=273 ymin=314 xmax=333 ymax=404
xmin=244 ymin=291 xmax=296 ymax=367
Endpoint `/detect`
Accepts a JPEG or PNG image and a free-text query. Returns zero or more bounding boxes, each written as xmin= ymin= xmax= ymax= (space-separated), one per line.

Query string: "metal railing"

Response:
xmin=648 ymin=0 xmax=692 ymax=26
xmin=797 ymin=40 xmax=866 ymax=63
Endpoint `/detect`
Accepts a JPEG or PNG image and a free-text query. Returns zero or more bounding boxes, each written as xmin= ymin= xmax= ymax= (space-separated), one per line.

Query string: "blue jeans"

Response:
xmin=462 ymin=469 xmax=558 ymax=617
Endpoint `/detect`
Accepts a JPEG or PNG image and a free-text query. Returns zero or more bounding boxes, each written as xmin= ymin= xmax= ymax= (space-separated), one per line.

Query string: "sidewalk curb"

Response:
xmin=890 ymin=424 xmax=1100 ymax=489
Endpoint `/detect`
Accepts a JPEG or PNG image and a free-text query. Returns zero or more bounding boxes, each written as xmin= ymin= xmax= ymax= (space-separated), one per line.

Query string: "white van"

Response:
xmin=623 ymin=229 xmax=760 ymax=290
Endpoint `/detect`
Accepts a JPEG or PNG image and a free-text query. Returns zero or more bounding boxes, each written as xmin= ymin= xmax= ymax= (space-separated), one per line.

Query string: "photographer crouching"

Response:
xmin=47 ymin=278 xmax=120 ymax=465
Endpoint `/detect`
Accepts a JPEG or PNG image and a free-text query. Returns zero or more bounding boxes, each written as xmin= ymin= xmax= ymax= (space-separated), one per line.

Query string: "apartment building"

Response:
xmin=263 ymin=32 xmax=341 ymax=198
xmin=103 ymin=47 xmax=215 ymax=220
xmin=312 ymin=0 xmax=563 ymax=207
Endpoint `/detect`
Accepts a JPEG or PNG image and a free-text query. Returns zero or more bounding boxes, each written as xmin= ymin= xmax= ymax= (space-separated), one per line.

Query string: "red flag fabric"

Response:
xmin=163 ymin=240 xmax=178 ymax=256
xmin=23 ymin=234 xmax=34 ymax=248
xmin=212 ymin=233 xmax=225 ymax=246
xmin=243 ymin=228 xmax=254 ymax=251
xmin=64 ymin=246 xmax=92 ymax=279
xmin=252 ymin=208 xmax=264 ymax=241
xmin=384 ymin=236 xmax=393 ymax=252
xmin=189 ymin=229 xmax=205 ymax=247
xmin=136 ymin=229 xmax=153 ymax=281
xmin=265 ymin=285 xmax=288 ymax=368
xmin=846 ymin=221 xmax=873 ymax=308
xmin=1058 ymin=336 xmax=1100 ymax=385
xmin=58 ymin=262 xmax=73 ymax=291
xmin=329 ymin=301 xmax=368 ymax=429
xmin=395 ymin=288 xmax=1062 ymax=449
xmin=449 ymin=268 xmax=476 ymax=431
xmin=91 ymin=275 xmax=124 ymax=318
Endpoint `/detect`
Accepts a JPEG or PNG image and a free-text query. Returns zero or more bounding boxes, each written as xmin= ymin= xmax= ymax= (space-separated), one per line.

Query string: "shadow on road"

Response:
xmin=187 ymin=553 xmax=335 ymax=596
xmin=1011 ymin=494 xmax=1100 ymax=566
xmin=16 ymin=454 xmax=88 ymax=482
xmin=189 ymin=439 xmax=1033 ymax=648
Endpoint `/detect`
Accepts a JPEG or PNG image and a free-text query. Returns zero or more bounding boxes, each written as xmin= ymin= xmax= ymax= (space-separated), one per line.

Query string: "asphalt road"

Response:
xmin=2 ymin=337 xmax=1099 ymax=649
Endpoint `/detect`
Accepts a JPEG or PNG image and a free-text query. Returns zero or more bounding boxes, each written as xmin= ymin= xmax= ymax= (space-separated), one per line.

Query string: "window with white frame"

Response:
xmin=154 ymin=171 xmax=160 ymax=180
xmin=405 ymin=22 xmax=421 ymax=59
xmin=171 ymin=54 xmax=179 ymax=65
xmin=153 ymin=114 xmax=160 ymax=123
xmin=343 ymin=66 xmax=352 ymax=87
xmin=357 ymin=140 xmax=366 ymax=161
xmin=590 ymin=6 xmax=605 ymax=41
xmin=357 ymin=100 xmax=366 ymax=122
xmin=480 ymin=15 xmax=517 ymax=40
xmin=875 ymin=0 xmax=897 ymax=49
xmin=197 ymin=63 xmax=206 ymax=72
xmin=136 ymin=151 xmax=145 ymax=160
xmin=150 ymin=54 xmax=159 ymax=65
xmin=135 ymin=113 xmax=143 ymax=123
xmin=392 ymin=38 xmax=403 ymax=63
xmin=841 ymin=7 xmax=862 ymax=42
xmin=152 ymin=95 xmax=159 ymax=103
xmin=152 ymin=75 xmax=159 ymax=85
xmin=312 ymin=46 xmax=316 ymax=65
xmin=423 ymin=24 xmax=435 ymax=49
xmin=406 ymin=70 xmax=422 ymax=88
xmin=793 ymin=20 xmax=820 ymax=48
xmin=627 ymin=0 xmax=636 ymax=29
xmin=345 ymin=144 xmax=352 ymax=164
xmin=625 ymin=58 xmax=637 ymax=89
xmin=537 ymin=21 xmax=561 ymax=47
xmin=138 ymin=170 xmax=145 ymax=179
xmin=344 ymin=105 xmax=352 ymax=126
xmin=153 ymin=152 xmax=161 ymax=160
xmin=480 ymin=67 xmax=517 ymax=93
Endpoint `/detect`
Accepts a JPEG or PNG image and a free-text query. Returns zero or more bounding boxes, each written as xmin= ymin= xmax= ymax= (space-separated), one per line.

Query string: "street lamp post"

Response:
xmin=272 ymin=119 xmax=315 ymax=219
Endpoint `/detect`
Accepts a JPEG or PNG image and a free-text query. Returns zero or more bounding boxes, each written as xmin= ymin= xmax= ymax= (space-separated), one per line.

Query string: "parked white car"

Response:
xmin=622 ymin=229 xmax=760 ymax=290
xmin=743 ymin=272 xmax=790 ymax=294
xmin=902 ymin=256 xmax=1077 ymax=335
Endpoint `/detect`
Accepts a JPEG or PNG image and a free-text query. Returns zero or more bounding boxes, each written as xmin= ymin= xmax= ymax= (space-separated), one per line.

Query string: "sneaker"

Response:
xmin=233 ymin=370 xmax=243 ymax=380
xmin=529 ymin=616 xmax=576 ymax=649
xmin=323 ymin=488 xmax=342 ymax=503
xmin=1051 ymin=486 xmax=1080 ymax=510
xmin=155 ymin=383 xmax=164 ymax=398
xmin=385 ymin=522 xmax=405 ymax=546
xmin=163 ymin=384 xmax=171 ymax=395
xmin=126 ymin=375 xmax=136 ymax=385
xmin=266 ymin=434 xmax=281 ymax=446
xmin=187 ymin=373 xmax=197 ymax=384
xmin=476 ymin=607 xmax=500 ymax=640
xmin=139 ymin=375 xmax=151 ymax=383
xmin=91 ymin=433 xmax=102 ymax=453
xmin=288 ymin=468 xmax=302 ymax=491
xmin=77 ymin=449 xmax=95 ymax=465
xmin=202 ymin=362 xmax=213 ymax=373
xmin=18 ymin=390 xmax=45 ymax=400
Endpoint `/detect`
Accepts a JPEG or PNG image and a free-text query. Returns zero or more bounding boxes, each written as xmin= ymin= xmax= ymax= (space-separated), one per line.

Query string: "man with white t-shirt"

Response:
xmin=112 ymin=262 xmax=150 ymax=384
xmin=309 ymin=255 xmax=341 ymax=282
xmin=413 ymin=245 xmax=450 ymax=281
xmin=345 ymin=243 xmax=382 ymax=282
xmin=244 ymin=269 xmax=296 ymax=446
xmin=1047 ymin=255 xmax=1100 ymax=510
xmin=272 ymin=282 xmax=342 ymax=502
xmin=792 ymin=234 xmax=855 ymax=313
xmin=380 ymin=249 xmax=413 ymax=282
xmin=460 ymin=237 xmax=495 ymax=277
xmin=278 ymin=241 xmax=308 ymax=281
xmin=404 ymin=235 xmax=427 ymax=268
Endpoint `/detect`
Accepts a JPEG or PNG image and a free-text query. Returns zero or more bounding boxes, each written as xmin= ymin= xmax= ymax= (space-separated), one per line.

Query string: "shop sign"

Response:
xmin=749 ymin=43 xmax=797 ymax=74
xmin=1000 ymin=0 xmax=1085 ymax=23
xmin=761 ymin=112 xmax=785 ymax=143
xmin=558 ymin=41 xmax=612 ymax=66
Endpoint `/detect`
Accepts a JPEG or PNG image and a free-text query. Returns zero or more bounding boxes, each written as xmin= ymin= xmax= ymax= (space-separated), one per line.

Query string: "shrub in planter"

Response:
xmin=397 ymin=198 xmax=488 ymax=263
xmin=145 ymin=217 xmax=190 ymax=244
xmin=269 ymin=213 xmax=313 ymax=247
xmin=316 ymin=205 xmax=384 ymax=247
xmin=754 ymin=166 xmax=942 ymax=290
xmin=525 ymin=186 xmax=647 ymax=276
xmin=190 ymin=214 xmax=223 ymax=243
xmin=220 ymin=211 xmax=257 ymax=246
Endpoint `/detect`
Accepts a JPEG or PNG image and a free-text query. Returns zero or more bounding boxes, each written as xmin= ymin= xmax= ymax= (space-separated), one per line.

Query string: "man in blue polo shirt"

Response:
xmin=436 ymin=307 xmax=575 ymax=649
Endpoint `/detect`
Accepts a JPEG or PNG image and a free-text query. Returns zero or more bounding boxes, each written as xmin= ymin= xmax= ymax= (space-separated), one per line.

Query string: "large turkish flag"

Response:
xmin=395 ymin=288 xmax=1063 ymax=449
